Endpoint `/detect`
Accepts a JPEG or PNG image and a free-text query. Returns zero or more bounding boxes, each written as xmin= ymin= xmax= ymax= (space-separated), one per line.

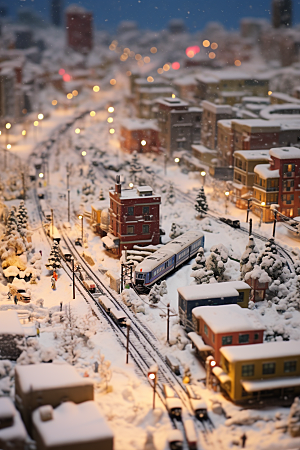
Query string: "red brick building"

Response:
xmin=119 ymin=118 xmax=160 ymax=154
xmin=231 ymin=119 xmax=281 ymax=151
xmin=102 ymin=177 xmax=161 ymax=257
xmin=66 ymin=5 xmax=93 ymax=54
xmin=192 ymin=304 xmax=265 ymax=364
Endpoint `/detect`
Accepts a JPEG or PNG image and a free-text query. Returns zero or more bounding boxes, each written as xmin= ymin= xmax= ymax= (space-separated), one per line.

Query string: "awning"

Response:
xmin=102 ymin=236 xmax=119 ymax=249
xmin=188 ymin=332 xmax=213 ymax=353
xmin=241 ymin=376 xmax=300 ymax=393
xmin=213 ymin=366 xmax=231 ymax=384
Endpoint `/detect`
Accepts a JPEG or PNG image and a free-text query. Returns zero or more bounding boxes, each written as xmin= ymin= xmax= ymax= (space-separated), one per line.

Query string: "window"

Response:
xmin=239 ymin=334 xmax=249 ymax=344
xmin=128 ymin=206 xmax=134 ymax=215
xmin=284 ymin=361 xmax=297 ymax=373
xmin=178 ymin=115 xmax=184 ymax=121
xmin=262 ymin=362 xmax=276 ymax=375
xmin=254 ymin=333 xmax=259 ymax=340
xmin=142 ymin=224 xmax=149 ymax=234
xmin=242 ymin=364 xmax=254 ymax=377
xmin=127 ymin=225 xmax=134 ymax=235
xmin=222 ymin=335 xmax=233 ymax=346
xmin=142 ymin=206 xmax=149 ymax=214
xmin=195 ymin=115 xmax=201 ymax=122
xmin=212 ymin=333 xmax=215 ymax=343
xmin=204 ymin=324 xmax=208 ymax=336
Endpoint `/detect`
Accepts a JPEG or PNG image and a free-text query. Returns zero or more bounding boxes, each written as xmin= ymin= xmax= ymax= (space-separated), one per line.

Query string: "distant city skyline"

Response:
xmin=6 ymin=0 xmax=300 ymax=32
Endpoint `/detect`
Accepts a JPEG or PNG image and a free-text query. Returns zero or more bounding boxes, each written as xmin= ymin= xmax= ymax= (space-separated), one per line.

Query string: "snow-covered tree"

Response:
xmin=240 ymin=236 xmax=259 ymax=280
xmin=169 ymin=222 xmax=184 ymax=239
xmin=17 ymin=201 xmax=28 ymax=235
xmin=45 ymin=241 xmax=61 ymax=272
xmin=206 ymin=252 xmax=225 ymax=280
xmin=191 ymin=267 xmax=216 ymax=285
xmin=129 ymin=151 xmax=143 ymax=184
xmin=148 ymin=284 xmax=161 ymax=304
xmin=288 ymin=397 xmax=300 ymax=437
xmin=195 ymin=187 xmax=208 ymax=216
xmin=5 ymin=207 xmax=18 ymax=236
xmin=97 ymin=352 xmax=112 ymax=391
xmin=191 ymin=247 xmax=206 ymax=271
xmin=165 ymin=182 xmax=176 ymax=205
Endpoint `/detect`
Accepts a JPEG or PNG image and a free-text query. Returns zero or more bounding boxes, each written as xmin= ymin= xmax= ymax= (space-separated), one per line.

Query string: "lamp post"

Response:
xmin=38 ymin=113 xmax=44 ymax=131
xmin=272 ymin=209 xmax=278 ymax=238
xmin=51 ymin=209 xmax=54 ymax=238
xmin=78 ymin=214 xmax=83 ymax=244
xmin=174 ymin=157 xmax=180 ymax=164
xmin=225 ymin=191 xmax=230 ymax=214
xmin=201 ymin=170 xmax=206 ymax=186
xmin=126 ymin=319 xmax=131 ymax=364
xmin=67 ymin=189 xmax=70 ymax=222
xmin=5 ymin=122 xmax=11 ymax=147
xmin=148 ymin=365 xmax=158 ymax=409
xmin=259 ymin=201 xmax=265 ymax=228
xmin=206 ymin=356 xmax=216 ymax=389
xmin=246 ymin=198 xmax=252 ymax=223
xmin=72 ymin=257 xmax=75 ymax=299
xmin=164 ymin=153 xmax=167 ymax=175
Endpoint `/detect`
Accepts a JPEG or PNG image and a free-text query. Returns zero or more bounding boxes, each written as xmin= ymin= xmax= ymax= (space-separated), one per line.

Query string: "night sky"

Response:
xmin=6 ymin=0 xmax=300 ymax=32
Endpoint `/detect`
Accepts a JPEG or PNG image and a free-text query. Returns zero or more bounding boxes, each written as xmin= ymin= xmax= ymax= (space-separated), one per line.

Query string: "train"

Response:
xmin=163 ymin=384 xmax=182 ymax=419
xmin=185 ymin=385 xmax=207 ymax=420
xmin=98 ymin=295 xmax=127 ymax=327
xmin=134 ymin=230 xmax=204 ymax=290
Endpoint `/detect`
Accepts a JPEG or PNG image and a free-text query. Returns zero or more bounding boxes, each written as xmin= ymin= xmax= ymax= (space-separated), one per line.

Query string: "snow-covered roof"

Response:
xmin=217 ymin=119 xmax=233 ymax=129
xmin=120 ymin=118 xmax=159 ymax=131
xmin=0 ymin=310 xmax=24 ymax=336
xmin=233 ymin=150 xmax=270 ymax=161
xmin=173 ymin=75 xmax=197 ymax=86
xmin=0 ymin=398 xmax=27 ymax=442
xmin=188 ymin=332 xmax=213 ymax=352
xmin=192 ymin=304 xmax=265 ymax=333
xmin=178 ymin=283 xmax=239 ymax=301
xmin=202 ymin=101 xmax=232 ymax=115
xmin=0 ymin=397 xmax=15 ymax=419
xmin=269 ymin=147 xmax=300 ymax=160
xmin=191 ymin=144 xmax=218 ymax=155
xmin=91 ymin=200 xmax=109 ymax=211
xmin=221 ymin=340 xmax=300 ymax=363
xmin=232 ymin=119 xmax=281 ymax=132
xmin=254 ymin=164 xmax=279 ymax=179
xmin=270 ymin=92 xmax=300 ymax=104
xmin=156 ymin=97 xmax=189 ymax=108
xmin=260 ymin=104 xmax=300 ymax=120
xmin=32 ymin=401 xmax=113 ymax=447
xmin=241 ymin=376 xmax=300 ymax=393
xmin=15 ymin=363 xmax=94 ymax=394
xmin=242 ymin=96 xmax=270 ymax=105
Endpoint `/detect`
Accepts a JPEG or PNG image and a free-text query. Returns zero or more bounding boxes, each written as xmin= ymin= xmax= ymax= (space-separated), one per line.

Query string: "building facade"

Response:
xmin=66 ymin=5 xmax=93 ymax=53
xmin=272 ymin=0 xmax=292 ymax=28
xmin=201 ymin=101 xmax=232 ymax=150
xmin=119 ymin=118 xmax=160 ymax=154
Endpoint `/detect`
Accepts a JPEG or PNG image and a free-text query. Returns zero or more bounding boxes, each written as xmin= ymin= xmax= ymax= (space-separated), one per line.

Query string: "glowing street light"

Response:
xmin=90 ymin=111 xmax=96 ymax=117
xmin=174 ymin=157 xmax=180 ymax=163
xmin=5 ymin=123 xmax=11 ymax=130
xmin=109 ymin=128 xmax=115 ymax=134
xmin=39 ymin=173 xmax=44 ymax=178
xmin=107 ymin=117 xmax=114 ymax=123
xmin=81 ymin=151 xmax=86 ymax=156
xmin=108 ymin=106 xmax=114 ymax=113
xmin=148 ymin=364 xmax=158 ymax=409
xmin=52 ymin=100 xmax=58 ymax=106
xmin=129 ymin=182 xmax=134 ymax=188
xmin=34 ymin=121 xmax=39 ymax=127
xmin=141 ymin=140 xmax=146 ymax=146
xmin=225 ymin=191 xmax=230 ymax=214
xmin=38 ymin=113 xmax=44 ymax=120
xmin=75 ymin=128 xmax=81 ymax=134
xmin=6 ymin=144 xmax=11 ymax=149
xmin=201 ymin=170 xmax=206 ymax=186
xmin=5 ymin=122 xmax=11 ymax=147
xmin=93 ymin=85 xmax=100 ymax=92
xmin=78 ymin=214 xmax=83 ymax=244
xmin=22 ymin=130 xmax=27 ymax=136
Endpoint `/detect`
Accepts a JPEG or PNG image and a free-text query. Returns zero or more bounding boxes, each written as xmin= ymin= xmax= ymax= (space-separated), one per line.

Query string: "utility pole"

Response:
xmin=273 ymin=210 xmax=277 ymax=238
xmin=246 ymin=198 xmax=252 ymax=223
xmin=21 ymin=172 xmax=26 ymax=200
xmin=249 ymin=218 xmax=252 ymax=236
xmin=67 ymin=189 xmax=70 ymax=222
xmin=126 ymin=320 xmax=131 ymax=364
xmin=51 ymin=209 xmax=54 ymax=238
xmin=164 ymin=153 xmax=167 ymax=176
xmin=166 ymin=303 xmax=177 ymax=344
xmin=72 ymin=258 xmax=75 ymax=299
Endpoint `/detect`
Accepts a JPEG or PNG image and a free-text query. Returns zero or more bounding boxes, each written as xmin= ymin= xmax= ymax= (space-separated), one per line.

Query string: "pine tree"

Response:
xmin=148 ymin=284 xmax=161 ymax=304
xmin=191 ymin=267 xmax=216 ymax=284
xmin=129 ymin=151 xmax=143 ymax=184
xmin=206 ymin=251 xmax=225 ymax=280
xmin=240 ymin=236 xmax=258 ymax=280
xmin=165 ymin=182 xmax=176 ymax=205
xmin=45 ymin=241 xmax=61 ymax=271
xmin=17 ymin=200 xmax=28 ymax=234
xmin=195 ymin=187 xmax=208 ymax=216
xmin=191 ymin=247 xmax=206 ymax=271
xmin=5 ymin=207 xmax=18 ymax=236
xmin=169 ymin=222 xmax=184 ymax=239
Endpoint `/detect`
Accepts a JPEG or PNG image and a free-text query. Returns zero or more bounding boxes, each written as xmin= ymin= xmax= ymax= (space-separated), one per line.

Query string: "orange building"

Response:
xmin=119 ymin=118 xmax=160 ymax=154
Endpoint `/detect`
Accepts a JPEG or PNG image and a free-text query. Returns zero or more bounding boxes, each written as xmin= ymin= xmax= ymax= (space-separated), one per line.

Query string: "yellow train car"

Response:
xmin=213 ymin=341 xmax=300 ymax=404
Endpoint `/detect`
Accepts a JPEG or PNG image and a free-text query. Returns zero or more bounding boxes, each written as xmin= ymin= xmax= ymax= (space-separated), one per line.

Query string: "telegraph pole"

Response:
xmin=72 ymin=258 xmax=75 ymax=299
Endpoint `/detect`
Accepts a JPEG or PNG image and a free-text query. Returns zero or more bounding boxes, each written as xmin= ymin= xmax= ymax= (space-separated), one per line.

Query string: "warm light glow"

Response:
xmin=234 ymin=60 xmax=241 ymax=66
xmin=211 ymin=42 xmax=218 ymax=50
xmin=187 ymin=50 xmax=195 ymax=58
xmin=201 ymin=171 xmax=206 ymax=177
xmin=261 ymin=201 xmax=266 ymax=206
xmin=90 ymin=111 xmax=96 ymax=117
xmin=81 ymin=151 xmax=86 ymax=156
xmin=6 ymin=144 xmax=11 ymax=149
xmin=107 ymin=117 xmax=114 ymax=123
xmin=109 ymin=128 xmax=115 ymax=134
xmin=172 ymin=94 xmax=176 ymax=98
xmin=33 ymin=121 xmax=39 ymax=126
xmin=22 ymin=109 xmax=27 ymax=114
xmin=93 ymin=85 xmax=100 ymax=92
xmin=39 ymin=173 xmax=44 ymax=178
xmin=148 ymin=373 xmax=155 ymax=380
xmin=225 ymin=191 xmax=230 ymax=196
xmin=5 ymin=123 xmax=11 ymax=129
xmin=22 ymin=130 xmax=26 ymax=136
xmin=209 ymin=52 xmax=216 ymax=59
xmin=78 ymin=214 xmax=83 ymax=220
xmin=157 ymin=68 xmax=163 ymax=74
xmin=147 ymin=76 xmax=154 ymax=82
xmin=129 ymin=51 xmax=135 ymax=58
xmin=203 ymin=40 xmax=210 ymax=47
xmin=210 ymin=360 xmax=216 ymax=367
xmin=163 ymin=64 xmax=170 ymax=71
xmin=67 ymin=93 xmax=73 ymax=99
xmin=52 ymin=100 xmax=57 ymax=106
xmin=109 ymin=44 xmax=116 ymax=51
xmin=129 ymin=182 xmax=134 ymax=188
xmin=141 ymin=140 xmax=146 ymax=146
xmin=174 ymin=157 xmax=180 ymax=163
xmin=137 ymin=60 xmax=144 ymax=67
xmin=38 ymin=113 xmax=44 ymax=120
xmin=172 ymin=62 xmax=180 ymax=70
xmin=126 ymin=71 xmax=132 ymax=76
xmin=63 ymin=73 xmax=71 ymax=82
xmin=135 ymin=54 xmax=142 ymax=60
xmin=0 ymin=131 xmax=1 ymax=135
xmin=110 ymin=79 xmax=116 ymax=85
xmin=108 ymin=106 xmax=114 ymax=113
xmin=120 ymin=54 xmax=128 ymax=61
xmin=150 ymin=47 xmax=157 ymax=53
xmin=58 ymin=68 xmax=65 ymax=75
xmin=144 ymin=56 xmax=150 ymax=63
xmin=268 ymin=90 xmax=273 ymax=95
xmin=72 ymin=90 xmax=78 ymax=96
xmin=186 ymin=45 xmax=200 ymax=58
xmin=75 ymin=128 xmax=81 ymax=134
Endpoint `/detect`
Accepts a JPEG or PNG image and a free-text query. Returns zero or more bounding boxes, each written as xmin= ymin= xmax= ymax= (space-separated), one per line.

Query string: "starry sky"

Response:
xmin=6 ymin=0 xmax=300 ymax=32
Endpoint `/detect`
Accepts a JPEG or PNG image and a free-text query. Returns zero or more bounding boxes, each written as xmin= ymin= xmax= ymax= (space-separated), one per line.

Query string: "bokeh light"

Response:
xmin=209 ymin=52 xmax=216 ymax=59
xmin=172 ymin=62 xmax=180 ymax=70
xmin=110 ymin=79 xmax=116 ymax=85
xmin=234 ymin=59 xmax=241 ymax=66
xmin=150 ymin=47 xmax=157 ymax=53
xmin=211 ymin=42 xmax=218 ymax=50
xmin=93 ymin=85 xmax=100 ymax=92
xmin=147 ymin=76 xmax=154 ymax=82
xmin=63 ymin=73 xmax=71 ymax=82
xmin=52 ymin=100 xmax=57 ymax=106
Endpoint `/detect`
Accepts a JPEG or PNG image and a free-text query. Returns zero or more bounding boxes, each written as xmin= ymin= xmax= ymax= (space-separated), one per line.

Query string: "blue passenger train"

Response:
xmin=134 ymin=230 xmax=204 ymax=290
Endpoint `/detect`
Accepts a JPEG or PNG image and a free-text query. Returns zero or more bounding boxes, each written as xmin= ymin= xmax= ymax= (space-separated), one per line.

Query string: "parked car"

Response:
xmin=82 ymin=278 xmax=96 ymax=293
xmin=165 ymin=354 xmax=180 ymax=375
xmin=8 ymin=286 xmax=31 ymax=303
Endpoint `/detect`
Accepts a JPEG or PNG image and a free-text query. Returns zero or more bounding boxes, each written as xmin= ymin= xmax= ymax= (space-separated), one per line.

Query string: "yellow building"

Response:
xmin=214 ymin=341 xmax=300 ymax=404
xmin=252 ymin=164 xmax=279 ymax=222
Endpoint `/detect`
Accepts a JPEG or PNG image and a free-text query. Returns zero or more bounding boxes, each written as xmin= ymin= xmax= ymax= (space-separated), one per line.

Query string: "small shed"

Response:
xmin=0 ymin=397 xmax=28 ymax=450
xmin=32 ymin=401 xmax=114 ymax=450
xmin=15 ymin=363 xmax=94 ymax=431
xmin=106 ymin=270 xmax=120 ymax=293
xmin=0 ymin=310 xmax=25 ymax=360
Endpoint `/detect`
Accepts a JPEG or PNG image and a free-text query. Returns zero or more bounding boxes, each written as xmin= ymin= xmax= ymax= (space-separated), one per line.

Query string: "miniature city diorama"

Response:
xmin=1 ymin=0 xmax=300 ymax=449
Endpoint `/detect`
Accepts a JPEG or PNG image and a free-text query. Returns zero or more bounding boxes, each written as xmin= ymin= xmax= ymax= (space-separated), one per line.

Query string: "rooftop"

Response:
xmin=156 ymin=97 xmax=189 ymax=108
xmin=269 ymin=146 xmax=300 ymax=160
xmin=120 ymin=118 xmax=159 ymax=132
xmin=202 ymin=100 xmax=232 ymax=115
xmin=254 ymin=164 xmax=279 ymax=179
xmin=221 ymin=340 xmax=300 ymax=363
xmin=234 ymin=150 xmax=270 ymax=161
xmin=0 ymin=310 xmax=25 ymax=336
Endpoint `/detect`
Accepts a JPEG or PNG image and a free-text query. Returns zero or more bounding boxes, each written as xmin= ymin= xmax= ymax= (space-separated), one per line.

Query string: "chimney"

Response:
xmin=115 ymin=175 xmax=121 ymax=194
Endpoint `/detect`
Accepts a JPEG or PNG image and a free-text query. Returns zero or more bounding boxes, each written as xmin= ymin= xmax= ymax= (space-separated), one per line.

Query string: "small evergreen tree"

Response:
xmin=5 ymin=207 xmax=18 ymax=236
xmin=195 ymin=187 xmax=208 ymax=216
xmin=17 ymin=201 xmax=28 ymax=234
xmin=191 ymin=247 xmax=206 ymax=271
xmin=206 ymin=251 xmax=225 ymax=280
xmin=169 ymin=222 xmax=184 ymax=239
xmin=240 ymin=236 xmax=258 ymax=280
xmin=191 ymin=267 xmax=216 ymax=284
xmin=129 ymin=151 xmax=143 ymax=184
xmin=165 ymin=182 xmax=176 ymax=205
xmin=148 ymin=284 xmax=161 ymax=304
xmin=45 ymin=241 xmax=61 ymax=272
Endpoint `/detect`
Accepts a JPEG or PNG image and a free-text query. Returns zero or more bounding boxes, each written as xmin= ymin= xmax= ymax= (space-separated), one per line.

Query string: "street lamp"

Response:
xmin=5 ymin=122 xmax=11 ymax=147
xmin=39 ymin=172 xmax=44 ymax=179
xmin=141 ymin=140 xmax=146 ymax=147
xmin=75 ymin=128 xmax=81 ymax=134
xmin=108 ymin=106 xmax=114 ymax=113
xmin=148 ymin=364 xmax=158 ymax=409
xmin=78 ymin=214 xmax=83 ymax=244
xmin=206 ymin=355 xmax=216 ymax=389
xmin=38 ymin=113 xmax=44 ymax=120
xmin=260 ymin=201 xmax=265 ymax=227
xmin=71 ymin=257 xmax=75 ymax=299
xmin=201 ymin=170 xmax=206 ymax=186
xmin=129 ymin=182 xmax=134 ymax=188
xmin=126 ymin=320 xmax=131 ymax=364
xmin=225 ymin=191 xmax=230 ymax=214
xmin=174 ymin=157 xmax=180 ymax=163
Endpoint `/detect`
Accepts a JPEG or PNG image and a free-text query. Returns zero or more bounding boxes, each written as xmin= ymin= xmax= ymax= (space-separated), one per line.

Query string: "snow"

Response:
xmin=32 ymin=401 xmax=113 ymax=446
xmin=0 ymin=310 xmax=25 ymax=335
xmin=260 ymin=104 xmax=300 ymax=120
xmin=192 ymin=304 xmax=265 ymax=334
xmin=120 ymin=118 xmax=159 ymax=132
xmin=233 ymin=150 xmax=270 ymax=161
xmin=269 ymin=147 xmax=300 ymax=160
xmin=0 ymin=398 xmax=27 ymax=442
xmin=232 ymin=119 xmax=281 ymax=131
xmin=188 ymin=332 xmax=214 ymax=352
xmin=156 ymin=97 xmax=189 ymax=108
xmin=178 ymin=283 xmax=239 ymax=301
xmin=0 ymin=397 xmax=15 ymax=419
xmin=254 ymin=164 xmax=279 ymax=180
xmin=202 ymin=101 xmax=232 ymax=115
xmin=212 ymin=366 xmax=231 ymax=384
xmin=221 ymin=340 xmax=300 ymax=363
xmin=15 ymin=363 xmax=94 ymax=394
xmin=102 ymin=235 xmax=119 ymax=249
xmin=241 ymin=376 xmax=300 ymax=393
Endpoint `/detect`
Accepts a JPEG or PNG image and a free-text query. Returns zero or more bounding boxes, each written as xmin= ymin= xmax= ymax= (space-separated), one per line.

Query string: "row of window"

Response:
xmin=178 ymin=248 xmax=189 ymax=260
xmin=222 ymin=333 xmax=259 ymax=345
xmin=191 ymin=240 xmax=202 ymax=251
xmin=241 ymin=360 xmax=297 ymax=377
xmin=127 ymin=224 xmax=149 ymax=235
xmin=152 ymin=259 xmax=173 ymax=277
xmin=128 ymin=206 xmax=150 ymax=216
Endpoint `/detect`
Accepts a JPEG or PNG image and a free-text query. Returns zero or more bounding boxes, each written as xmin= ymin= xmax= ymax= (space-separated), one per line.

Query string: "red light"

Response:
xmin=140 ymin=269 xmax=142 ymax=272
xmin=59 ymin=68 xmax=65 ymax=75
xmin=172 ymin=62 xmax=180 ymax=70
xmin=185 ymin=46 xmax=200 ymax=57
xmin=63 ymin=74 xmax=71 ymax=82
